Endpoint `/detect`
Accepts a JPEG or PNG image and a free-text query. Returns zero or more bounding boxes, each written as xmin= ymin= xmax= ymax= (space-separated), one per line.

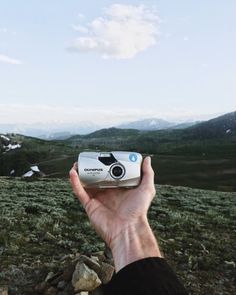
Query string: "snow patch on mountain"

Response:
xmin=149 ymin=120 xmax=158 ymax=126
xmin=0 ymin=135 xmax=10 ymax=142
xmin=0 ymin=134 xmax=22 ymax=154
xmin=5 ymin=143 xmax=21 ymax=152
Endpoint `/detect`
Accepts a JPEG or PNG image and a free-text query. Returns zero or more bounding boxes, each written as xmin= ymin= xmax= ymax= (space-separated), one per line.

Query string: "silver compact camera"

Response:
xmin=78 ymin=151 xmax=143 ymax=188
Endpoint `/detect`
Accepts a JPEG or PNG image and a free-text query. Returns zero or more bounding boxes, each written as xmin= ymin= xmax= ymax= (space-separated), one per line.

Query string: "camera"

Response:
xmin=78 ymin=151 xmax=143 ymax=188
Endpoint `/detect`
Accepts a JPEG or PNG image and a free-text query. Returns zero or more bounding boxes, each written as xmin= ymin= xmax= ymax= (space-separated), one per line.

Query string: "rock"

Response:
xmin=79 ymin=255 xmax=101 ymax=273
xmin=224 ymin=261 xmax=235 ymax=268
xmin=90 ymin=256 xmax=100 ymax=263
xmin=72 ymin=262 xmax=101 ymax=292
xmin=92 ymin=252 xmax=106 ymax=262
xmin=104 ymin=246 xmax=113 ymax=260
xmin=79 ymin=255 xmax=114 ymax=283
xmin=45 ymin=272 xmax=55 ymax=282
xmin=75 ymin=252 xmax=81 ymax=259
xmin=0 ymin=286 xmax=8 ymax=295
xmin=43 ymin=286 xmax=58 ymax=295
xmin=98 ymin=262 xmax=114 ymax=284
xmin=35 ymin=281 xmax=50 ymax=293
xmin=90 ymin=286 xmax=104 ymax=295
xmin=22 ymin=286 xmax=35 ymax=294
xmin=57 ymin=280 xmax=67 ymax=290
xmin=45 ymin=270 xmax=63 ymax=284
xmin=63 ymin=282 xmax=74 ymax=295
xmin=49 ymin=272 xmax=63 ymax=286
xmin=62 ymin=265 xmax=75 ymax=282
xmin=60 ymin=254 xmax=74 ymax=261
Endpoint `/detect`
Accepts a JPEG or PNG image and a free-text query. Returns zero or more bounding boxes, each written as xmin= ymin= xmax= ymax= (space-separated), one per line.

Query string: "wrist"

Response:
xmin=110 ymin=216 xmax=162 ymax=272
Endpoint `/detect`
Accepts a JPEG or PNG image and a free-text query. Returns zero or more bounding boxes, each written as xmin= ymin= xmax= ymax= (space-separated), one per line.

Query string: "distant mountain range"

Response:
xmin=0 ymin=122 xmax=101 ymax=139
xmin=118 ymin=118 xmax=174 ymax=130
xmin=117 ymin=118 xmax=199 ymax=130
xmin=0 ymin=118 xmax=200 ymax=139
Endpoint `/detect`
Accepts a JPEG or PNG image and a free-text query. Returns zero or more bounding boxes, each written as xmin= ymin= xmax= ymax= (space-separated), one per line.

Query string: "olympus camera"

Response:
xmin=78 ymin=151 xmax=143 ymax=188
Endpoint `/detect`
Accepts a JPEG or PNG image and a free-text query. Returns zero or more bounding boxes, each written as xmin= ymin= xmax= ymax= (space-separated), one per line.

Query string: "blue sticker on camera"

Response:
xmin=129 ymin=153 xmax=138 ymax=162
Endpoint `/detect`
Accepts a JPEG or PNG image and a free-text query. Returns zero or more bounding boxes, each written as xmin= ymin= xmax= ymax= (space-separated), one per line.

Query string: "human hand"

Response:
xmin=69 ymin=156 xmax=161 ymax=271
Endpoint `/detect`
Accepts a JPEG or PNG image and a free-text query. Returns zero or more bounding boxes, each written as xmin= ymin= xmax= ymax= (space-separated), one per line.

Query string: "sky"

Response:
xmin=0 ymin=0 xmax=235 ymax=125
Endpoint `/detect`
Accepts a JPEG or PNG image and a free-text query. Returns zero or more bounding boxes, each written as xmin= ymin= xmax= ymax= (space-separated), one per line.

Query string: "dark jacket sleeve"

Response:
xmin=103 ymin=257 xmax=188 ymax=295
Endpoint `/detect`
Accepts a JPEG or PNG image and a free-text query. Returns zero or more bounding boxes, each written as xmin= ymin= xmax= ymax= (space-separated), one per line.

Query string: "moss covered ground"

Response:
xmin=0 ymin=177 xmax=235 ymax=294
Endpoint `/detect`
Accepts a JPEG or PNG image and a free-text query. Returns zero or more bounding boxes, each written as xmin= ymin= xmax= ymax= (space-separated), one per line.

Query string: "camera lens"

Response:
xmin=111 ymin=164 xmax=125 ymax=179
xmin=112 ymin=166 xmax=123 ymax=177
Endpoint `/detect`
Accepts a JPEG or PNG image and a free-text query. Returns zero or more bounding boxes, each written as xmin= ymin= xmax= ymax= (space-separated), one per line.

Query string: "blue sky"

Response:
xmin=0 ymin=0 xmax=235 ymax=124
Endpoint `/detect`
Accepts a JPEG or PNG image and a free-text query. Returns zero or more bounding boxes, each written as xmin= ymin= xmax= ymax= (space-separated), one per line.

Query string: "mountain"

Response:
xmin=117 ymin=118 xmax=175 ymax=130
xmin=41 ymin=131 xmax=73 ymax=140
xmin=0 ymin=122 xmax=101 ymax=138
xmin=184 ymin=111 xmax=236 ymax=139
xmin=169 ymin=121 xmax=201 ymax=129
xmin=117 ymin=118 xmax=201 ymax=131
xmin=84 ymin=127 xmax=141 ymax=138
xmin=0 ymin=118 xmax=201 ymax=138
xmin=67 ymin=111 xmax=236 ymax=146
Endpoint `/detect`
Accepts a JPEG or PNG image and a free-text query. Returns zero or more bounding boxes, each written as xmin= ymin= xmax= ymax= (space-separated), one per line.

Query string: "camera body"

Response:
xmin=78 ymin=151 xmax=143 ymax=188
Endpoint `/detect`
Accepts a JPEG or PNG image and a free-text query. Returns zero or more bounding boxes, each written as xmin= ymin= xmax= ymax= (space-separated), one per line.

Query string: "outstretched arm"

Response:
xmin=70 ymin=156 xmax=188 ymax=294
xmin=69 ymin=156 xmax=162 ymax=271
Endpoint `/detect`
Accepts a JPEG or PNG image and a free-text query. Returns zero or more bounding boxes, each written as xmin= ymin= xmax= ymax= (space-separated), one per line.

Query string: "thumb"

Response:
xmin=140 ymin=156 xmax=156 ymax=195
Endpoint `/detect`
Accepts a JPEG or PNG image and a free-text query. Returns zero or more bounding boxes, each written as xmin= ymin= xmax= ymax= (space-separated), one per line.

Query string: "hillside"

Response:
xmin=67 ymin=111 xmax=236 ymax=151
xmin=184 ymin=111 xmax=236 ymax=139
xmin=69 ymin=127 xmax=141 ymax=140
xmin=0 ymin=133 xmax=77 ymax=177
xmin=0 ymin=178 xmax=235 ymax=294
xmin=1 ymin=111 xmax=236 ymax=191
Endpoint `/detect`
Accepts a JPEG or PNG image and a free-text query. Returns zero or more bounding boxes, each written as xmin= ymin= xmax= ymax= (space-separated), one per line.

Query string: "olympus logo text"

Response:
xmin=84 ymin=168 xmax=103 ymax=172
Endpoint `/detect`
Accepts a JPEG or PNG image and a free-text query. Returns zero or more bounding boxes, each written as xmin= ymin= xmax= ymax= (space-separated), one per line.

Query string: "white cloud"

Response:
xmin=71 ymin=24 xmax=88 ymax=34
xmin=0 ymin=28 xmax=17 ymax=35
xmin=0 ymin=54 xmax=22 ymax=65
xmin=77 ymin=13 xmax=85 ymax=20
xmin=68 ymin=4 xmax=160 ymax=59
xmin=0 ymin=28 xmax=7 ymax=33
xmin=201 ymin=63 xmax=208 ymax=68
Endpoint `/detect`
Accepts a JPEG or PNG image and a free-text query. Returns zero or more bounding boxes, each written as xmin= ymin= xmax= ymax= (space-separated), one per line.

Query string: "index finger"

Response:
xmin=69 ymin=163 xmax=90 ymax=208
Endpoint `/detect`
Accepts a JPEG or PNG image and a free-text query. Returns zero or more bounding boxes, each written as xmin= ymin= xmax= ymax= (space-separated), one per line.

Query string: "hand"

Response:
xmin=69 ymin=156 xmax=161 ymax=271
xmin=69 ymin=157 xmax=155 ymax=245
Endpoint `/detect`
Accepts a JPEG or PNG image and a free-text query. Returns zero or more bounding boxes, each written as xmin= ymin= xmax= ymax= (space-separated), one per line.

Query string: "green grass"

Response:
xmin=0 ymin=177 xmax=235 ymax=294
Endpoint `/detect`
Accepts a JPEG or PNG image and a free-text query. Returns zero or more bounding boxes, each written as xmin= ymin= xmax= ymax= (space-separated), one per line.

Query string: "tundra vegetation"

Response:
xmin=0 ymin=178 xmax=235 ymax=294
